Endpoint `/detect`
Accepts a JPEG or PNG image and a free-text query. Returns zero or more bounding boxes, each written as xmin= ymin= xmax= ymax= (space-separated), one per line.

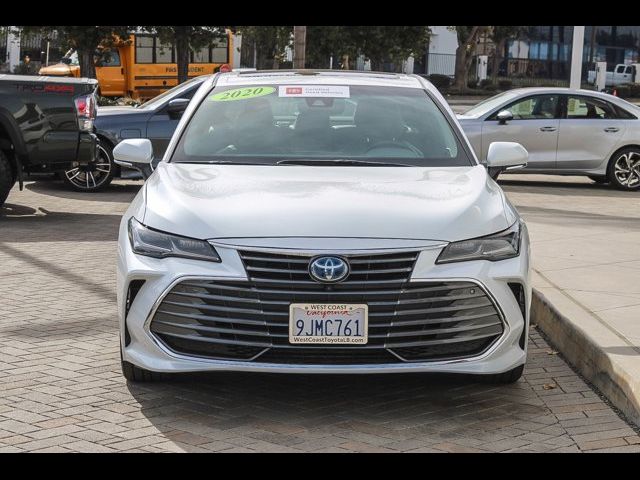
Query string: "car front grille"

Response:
xmin=149 ymin=250 xmax=505 ymax=364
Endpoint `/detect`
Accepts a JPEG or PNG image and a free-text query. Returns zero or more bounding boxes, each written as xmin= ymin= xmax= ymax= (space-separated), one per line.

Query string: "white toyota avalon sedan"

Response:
xmin=114 ymin=70 xmax=531 ymax=383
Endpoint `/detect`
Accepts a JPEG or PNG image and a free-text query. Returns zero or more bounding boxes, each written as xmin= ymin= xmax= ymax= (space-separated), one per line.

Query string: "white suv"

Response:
xmin=114 ymin=70 xmax=531 ymax=383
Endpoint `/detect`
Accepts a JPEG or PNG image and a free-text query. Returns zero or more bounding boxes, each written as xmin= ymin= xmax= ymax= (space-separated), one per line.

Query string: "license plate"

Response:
xmin=289 ymin=304 xmax=368 ymax=345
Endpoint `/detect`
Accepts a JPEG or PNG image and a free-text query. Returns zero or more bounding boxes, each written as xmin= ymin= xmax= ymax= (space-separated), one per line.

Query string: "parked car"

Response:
xmin=458 ymin=87 xmax=640 ymax=190
xmin=587 ymin=64 xmax=636 ymax=87
xmin=113 ymin=70 xmax=531 ymax=384
xmin=0 ymin=74 xmax=98 ymax=206
xmin=68 ymin=75 xmax=210 ymax=191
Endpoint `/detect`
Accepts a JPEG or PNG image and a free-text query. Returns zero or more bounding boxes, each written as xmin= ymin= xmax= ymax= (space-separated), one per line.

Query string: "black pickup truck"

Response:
xmin=0 ymin=74 xmax=98 ymax=207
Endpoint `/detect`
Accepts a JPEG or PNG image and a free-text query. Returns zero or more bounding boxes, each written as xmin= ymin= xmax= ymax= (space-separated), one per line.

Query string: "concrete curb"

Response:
xmin=532 ymin=287 xmax=640 ymax=426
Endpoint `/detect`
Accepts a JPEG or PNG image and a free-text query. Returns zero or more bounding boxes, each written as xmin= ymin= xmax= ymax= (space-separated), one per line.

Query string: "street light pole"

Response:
xmin=570 ymin=26 xmax=585 ymax=89
xmin=293 ymin=26 xmax=306 ymax=69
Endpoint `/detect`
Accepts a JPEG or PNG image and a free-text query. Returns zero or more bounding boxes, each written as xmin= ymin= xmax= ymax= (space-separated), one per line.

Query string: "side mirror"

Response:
xmin=496 ymin=110 xmax=514 ymax=125
xmin=486 ymin=142 xmax=528 ymax=172
xmin=113 ymin=139 xmax=154 ymax=180
xmin=166 ymin=98 xmax=190 ymax=118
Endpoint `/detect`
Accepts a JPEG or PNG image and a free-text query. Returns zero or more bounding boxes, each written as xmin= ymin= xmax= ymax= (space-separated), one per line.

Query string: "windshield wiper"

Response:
xmin=277 ymin=159 xmax=413 ymax=167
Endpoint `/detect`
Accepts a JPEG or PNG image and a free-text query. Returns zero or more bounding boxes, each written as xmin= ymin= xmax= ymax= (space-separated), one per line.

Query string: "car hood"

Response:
xmin=142 ymin=163 xmax=511 ymax=243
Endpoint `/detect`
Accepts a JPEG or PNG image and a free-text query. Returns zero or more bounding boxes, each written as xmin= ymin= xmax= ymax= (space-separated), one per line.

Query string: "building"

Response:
xmin=413 ymin=26 xmax=640 ymax=81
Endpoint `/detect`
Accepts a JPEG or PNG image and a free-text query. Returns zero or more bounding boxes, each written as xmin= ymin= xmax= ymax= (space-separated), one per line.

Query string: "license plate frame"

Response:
xmin=289 ymin=303 xmax=368 ymax=345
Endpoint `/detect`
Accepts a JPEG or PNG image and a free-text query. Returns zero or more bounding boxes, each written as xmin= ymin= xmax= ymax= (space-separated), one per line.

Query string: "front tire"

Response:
xmin=120 ymin=348 xmax=166 ymax=382
xmin=607 ymin=147 xmax=640 ymax=191
xmin=61 ymin=139 xmax=115 ymax=192
xmin=478 ymin=364 xmax=524 ymax=384
xmin=0 ymin=150 xmax=15 ymax=207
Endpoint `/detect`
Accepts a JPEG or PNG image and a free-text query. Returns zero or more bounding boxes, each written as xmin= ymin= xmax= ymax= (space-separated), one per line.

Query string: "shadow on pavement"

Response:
xmin=499 ymin=178 xmax=636 ymax=198
xmin=25 ymin=179 xmax=142 ymax=202
xmin=125 ymin=370 xmax=542 ymax=438
xmin=0 ymin=209 xmax=123 ymax=242
xmin=0 ymin=242 xmax=117 ymax=301
xmin=603 ymin=346 xmax=640 ymax=356
xmin=515 ymin=205 xmax=640 ymax=229
xmin=0 ymin=203 xmax=39 ymax=217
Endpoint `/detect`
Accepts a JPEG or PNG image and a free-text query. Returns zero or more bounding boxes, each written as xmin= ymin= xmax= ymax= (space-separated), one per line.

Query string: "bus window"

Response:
xmin=212 ymin=38 xmax=228 ymax=63
xmin=156 ymin=40 xmax=173 ymax=63
xmin=136 ymin=35 xmax=154 ymax=63
xmin=193 ymin=45 xmax=209 ymax=63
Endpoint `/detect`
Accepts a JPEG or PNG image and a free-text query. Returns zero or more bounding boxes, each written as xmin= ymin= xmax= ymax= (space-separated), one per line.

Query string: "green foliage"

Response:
xmin=19 ymin=26 xmax=134 ymax=78
xmin=13 ymin=62 xmax=37 ymax=75
xmin=238 ymin=26 xmax=430 ymax=71
xmin=148 ymin=26 xmax=228 ymax=51
xmin=339 ymin=26 xmax=430 ymax=71
xmin=498 ymin=79 xmax=513 ymax=89
xmin=235 ymin=26 xmax=293 ymax=69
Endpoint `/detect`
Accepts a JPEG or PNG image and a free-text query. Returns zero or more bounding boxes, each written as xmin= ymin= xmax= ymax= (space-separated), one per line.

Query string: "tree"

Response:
xmin=18 ymin=26 xmax=134 ymax=79
xmin=450 ymin=26 xmax=488 ymax=90
xmin=488 ymin=26 xmax=522 ymax=83
xmin=304 ymin=26 xmax=430 ymax=72
xmin=236 ymin=26 xmax=292 ymax=69
xmin=143 ymin=26 xmax=228 ymax=84
xmin=305 ymin=26 xmax=356 ymax=69
xmin=349 ymin=26 xmax=430 ymax=72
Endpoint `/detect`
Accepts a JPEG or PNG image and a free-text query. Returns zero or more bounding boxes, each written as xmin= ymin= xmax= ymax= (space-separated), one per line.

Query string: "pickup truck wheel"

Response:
xmin=607 ymin=147 xmax=640 ymax=191
xmin=0 ymin=150 xmax=15 ymax=207
xmin=62 ymin=140 xmax=115 ymax=192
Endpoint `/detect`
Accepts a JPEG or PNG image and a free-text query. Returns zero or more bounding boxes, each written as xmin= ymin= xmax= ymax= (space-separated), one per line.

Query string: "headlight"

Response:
xmin=128 ymin=217 xmax=220 ymax=262
xmin=436 ymin=221 xmax=521 ymax=264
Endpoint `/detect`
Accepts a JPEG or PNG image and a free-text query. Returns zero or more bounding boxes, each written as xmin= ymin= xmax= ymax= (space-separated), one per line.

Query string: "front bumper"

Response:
xmin=117 ymin=219 xmax=531 ymax=375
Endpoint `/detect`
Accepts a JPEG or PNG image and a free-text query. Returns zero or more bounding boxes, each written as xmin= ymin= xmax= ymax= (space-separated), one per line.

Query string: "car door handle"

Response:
xmin=604 ymin=127 xmax=620 ymax=132
xmin=540 ymin=126 xmax=557 ymax=132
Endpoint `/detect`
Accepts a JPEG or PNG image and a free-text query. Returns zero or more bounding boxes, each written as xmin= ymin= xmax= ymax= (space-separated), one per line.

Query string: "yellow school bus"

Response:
xmin=39 ymin=31 xmax=233 ymax=100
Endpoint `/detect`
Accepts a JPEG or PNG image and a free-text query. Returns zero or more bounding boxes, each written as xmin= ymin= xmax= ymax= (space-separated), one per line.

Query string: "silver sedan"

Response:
xmin=457 ymin=87 xmax=640 ymax=190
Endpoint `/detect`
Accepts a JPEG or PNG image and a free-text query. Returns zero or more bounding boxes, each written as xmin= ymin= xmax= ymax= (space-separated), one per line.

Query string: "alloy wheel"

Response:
xmin=613 ymin=151 xmax=640 ymax=189
xmin=64 ymin=143 xmax=112 ymax=190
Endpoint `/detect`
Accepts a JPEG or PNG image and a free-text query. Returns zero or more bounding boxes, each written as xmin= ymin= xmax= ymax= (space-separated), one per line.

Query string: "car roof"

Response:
xmin=215 ymin=70 xmax=425 ymax=89
xmin=497 ymin=86 xmax=622 ymax=100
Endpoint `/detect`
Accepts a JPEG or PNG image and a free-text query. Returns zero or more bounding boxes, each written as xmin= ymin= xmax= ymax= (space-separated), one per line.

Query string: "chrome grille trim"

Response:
xmin=147 ymin=249 xmax=506 ymax=365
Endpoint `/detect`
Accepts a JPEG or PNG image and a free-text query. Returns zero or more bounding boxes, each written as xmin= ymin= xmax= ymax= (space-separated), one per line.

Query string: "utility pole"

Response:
xmin=293 ymin=26 xmax=306 ymax=69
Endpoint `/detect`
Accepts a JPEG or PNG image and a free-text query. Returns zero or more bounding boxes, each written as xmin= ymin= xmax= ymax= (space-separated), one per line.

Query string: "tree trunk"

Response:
xmin=77 ymin=47 xmax=96 ymax=80
xmin=453 ymin=45 xmax=469 ymax=90
xmin=175 ymin=33 xmax=190 ymax=85
xmin=293 ymin=26 xmax=306 ymax=69
xmin=491 ymin=38 xmax=506 ymax=84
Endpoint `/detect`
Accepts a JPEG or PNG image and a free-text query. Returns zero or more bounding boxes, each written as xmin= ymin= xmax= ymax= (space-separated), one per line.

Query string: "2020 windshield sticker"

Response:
xmin=210 ymin=86 xmax=276 ymax=102
xmin=278 ymin=85 xmax=350 ymax=98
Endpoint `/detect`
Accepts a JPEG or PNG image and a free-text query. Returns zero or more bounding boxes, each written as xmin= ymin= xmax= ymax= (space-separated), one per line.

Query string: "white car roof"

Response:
xmin=215 ymin=70 xmax=425 ymax=89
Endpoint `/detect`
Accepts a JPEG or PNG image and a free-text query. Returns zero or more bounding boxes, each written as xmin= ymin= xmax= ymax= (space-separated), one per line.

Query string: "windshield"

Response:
xmin=139 ymin=76 xmax=206 ymax=110
xmin=462 ymin=91 xmax=521 ymax=117
xmin=171 ymin=84 xmax=472 ymax=167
